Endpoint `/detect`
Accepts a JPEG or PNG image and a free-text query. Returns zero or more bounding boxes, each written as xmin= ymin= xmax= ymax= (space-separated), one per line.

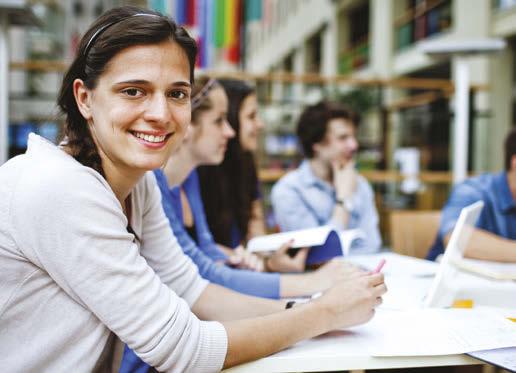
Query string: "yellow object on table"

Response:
xmin=452 ymin=299 xmax=474 ymax=308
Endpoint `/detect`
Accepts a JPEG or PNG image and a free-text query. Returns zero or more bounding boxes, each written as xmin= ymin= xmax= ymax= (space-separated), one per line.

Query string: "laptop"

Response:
xmin=423 ymin=200 xmax=484 ymax=308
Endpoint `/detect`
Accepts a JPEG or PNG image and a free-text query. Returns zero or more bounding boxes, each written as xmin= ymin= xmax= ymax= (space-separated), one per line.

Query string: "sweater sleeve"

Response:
xmin=10 ymin=165 xmax=227 ymax=372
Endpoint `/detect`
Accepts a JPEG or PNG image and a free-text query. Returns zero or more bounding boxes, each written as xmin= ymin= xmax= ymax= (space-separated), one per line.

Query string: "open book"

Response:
xmin=247 ymin=226 xmax=365 ymax=265
xmin=451 ymin=257 xmax=516 ymax=281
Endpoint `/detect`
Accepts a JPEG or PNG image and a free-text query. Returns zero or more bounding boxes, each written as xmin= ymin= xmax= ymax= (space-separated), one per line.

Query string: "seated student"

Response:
xmin=197 ymin=79 xmax=313 ymax=271
xmin=427 ymin=128 xmax=516 ymax=262
xmin=196 ymin=79 xmax=266 ymax=251
xmin=271 ymin=101 xmax=381 ymax=253
xmin=0 ymin=7 xmax=387 ymax=372
xmin=120 ymin=77 xmax=364 ymax=372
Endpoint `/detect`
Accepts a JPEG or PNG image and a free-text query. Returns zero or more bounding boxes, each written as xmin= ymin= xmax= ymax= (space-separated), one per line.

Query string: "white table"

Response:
xmin=224 ymin=253 xmax=516 ymax=373
xmin=224 ymin=338 xmax=479 ymax=373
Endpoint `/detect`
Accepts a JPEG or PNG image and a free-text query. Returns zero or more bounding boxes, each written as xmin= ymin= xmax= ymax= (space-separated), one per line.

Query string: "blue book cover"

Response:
xmin=306 ymin=230 xmax=343 ymax=265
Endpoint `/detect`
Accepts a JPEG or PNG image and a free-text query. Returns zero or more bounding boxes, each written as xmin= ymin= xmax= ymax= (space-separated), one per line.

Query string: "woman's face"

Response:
xmin=189 ymin=87 xmax=235 ymax=165
xmin=238 ymin=93 xmax=264 ymax=152
xmin=75 ymin=40 xmax=192 ymax=176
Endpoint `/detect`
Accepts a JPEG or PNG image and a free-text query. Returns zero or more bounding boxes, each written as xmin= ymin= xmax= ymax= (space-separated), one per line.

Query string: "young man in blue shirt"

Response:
xmin=271 ymin=101 xmax=381 ymax=253
xmin=427 ymin=128 xmax=516 ymax=261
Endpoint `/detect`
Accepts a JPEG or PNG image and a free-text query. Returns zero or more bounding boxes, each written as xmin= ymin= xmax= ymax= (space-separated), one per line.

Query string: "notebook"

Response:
xmin=247 ymin=226 xmax=365 ymax=265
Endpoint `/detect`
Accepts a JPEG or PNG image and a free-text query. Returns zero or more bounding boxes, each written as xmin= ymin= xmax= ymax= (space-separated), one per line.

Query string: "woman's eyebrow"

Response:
xmin=114 ymin=79 xmax=150 ymax=86
xmin=113 ymin=80 xmax=191 ymax=88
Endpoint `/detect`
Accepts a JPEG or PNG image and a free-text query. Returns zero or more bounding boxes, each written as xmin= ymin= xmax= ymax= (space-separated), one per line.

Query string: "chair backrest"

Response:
xmin=389 ymin=210 xmax=442 ymax=259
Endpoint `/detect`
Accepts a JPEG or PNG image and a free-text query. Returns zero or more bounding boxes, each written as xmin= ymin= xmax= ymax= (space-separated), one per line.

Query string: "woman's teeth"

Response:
xmin=133 ymin=132 xmax=166 ymax=143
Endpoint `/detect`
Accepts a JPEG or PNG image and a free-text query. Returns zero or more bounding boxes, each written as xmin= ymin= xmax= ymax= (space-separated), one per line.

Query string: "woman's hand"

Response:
xmin=226 ymin=245 xmax=265 ymax=272
xmin=315 ymin=272 xmax=387 ymax=330
xmin=265 ymin=240 xmax=309 ymax=273
xmin=311 ymin=259 xmax=365 ymax=291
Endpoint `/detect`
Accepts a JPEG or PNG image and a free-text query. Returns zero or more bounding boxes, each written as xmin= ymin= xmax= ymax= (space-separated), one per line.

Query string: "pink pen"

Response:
xmin=373 ymin=258 xmax=386 ymax=273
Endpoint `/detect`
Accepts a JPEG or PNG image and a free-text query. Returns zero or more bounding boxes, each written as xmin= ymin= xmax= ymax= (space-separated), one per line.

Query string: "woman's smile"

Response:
xmin=129 ymin=129 xmax=174 ymax=149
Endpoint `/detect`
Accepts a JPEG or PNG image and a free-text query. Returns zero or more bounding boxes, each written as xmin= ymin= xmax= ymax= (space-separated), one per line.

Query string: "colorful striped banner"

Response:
xmin=149 ymin=0 xmax=167 ymax=14
xmin=186 ymin=0 xmax=197 ymax=26
xmin=175 ymin=0 xmax=187 ymax=24
xmin=227 ymin=0 xmax=241 ymax=63
xmin=214 ymin=0 xmax=225 ymax=48
xmin=245 ymin=0 xmax=262 ymax=22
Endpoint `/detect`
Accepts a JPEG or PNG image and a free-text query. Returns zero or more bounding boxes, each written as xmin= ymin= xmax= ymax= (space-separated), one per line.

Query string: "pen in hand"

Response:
xmin=373 ymin=258 xmax=386 ymax=274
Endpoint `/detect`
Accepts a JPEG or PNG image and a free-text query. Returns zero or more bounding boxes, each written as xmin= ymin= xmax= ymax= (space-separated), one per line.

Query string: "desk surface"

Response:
xmin=224 ymin=253 xmax=516 ymax=373
xmin=224 ymin=339 xmax=479 ymax=373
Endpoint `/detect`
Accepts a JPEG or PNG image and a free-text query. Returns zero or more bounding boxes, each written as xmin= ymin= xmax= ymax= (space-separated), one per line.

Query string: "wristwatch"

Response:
xmin=336 ymin=197 xmax=354 ymax=212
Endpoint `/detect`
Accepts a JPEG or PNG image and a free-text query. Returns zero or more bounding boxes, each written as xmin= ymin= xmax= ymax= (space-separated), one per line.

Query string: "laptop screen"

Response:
xmin=424 ymin=200 xmax=484 ymax=308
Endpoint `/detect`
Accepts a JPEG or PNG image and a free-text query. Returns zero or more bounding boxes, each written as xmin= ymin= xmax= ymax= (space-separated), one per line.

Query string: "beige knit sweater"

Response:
xmin=0 ymin=134 xmax=227 ymax=372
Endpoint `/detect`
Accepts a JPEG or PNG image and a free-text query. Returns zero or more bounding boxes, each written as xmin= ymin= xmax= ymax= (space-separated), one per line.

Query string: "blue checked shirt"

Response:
xmin=271 ymin=161 xmax=382 ymax=254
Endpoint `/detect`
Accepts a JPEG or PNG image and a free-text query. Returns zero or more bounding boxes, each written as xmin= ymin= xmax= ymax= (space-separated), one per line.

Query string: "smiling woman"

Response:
xmin=0 ymin=5 xmax=386 ymax=373
xmin=73 ymin=40 xmax=191 ymax=182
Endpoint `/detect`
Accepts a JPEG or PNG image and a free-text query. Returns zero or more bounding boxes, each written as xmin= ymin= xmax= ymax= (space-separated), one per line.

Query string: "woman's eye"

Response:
xmin=122 ymin=88 xmax=143 ymax=97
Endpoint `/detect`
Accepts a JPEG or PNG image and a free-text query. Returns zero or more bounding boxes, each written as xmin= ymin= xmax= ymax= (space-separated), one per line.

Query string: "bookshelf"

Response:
xmin=395 ymin=0 xmax=452 ymax=51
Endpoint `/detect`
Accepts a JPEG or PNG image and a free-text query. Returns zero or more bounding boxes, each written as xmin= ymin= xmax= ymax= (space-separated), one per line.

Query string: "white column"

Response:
xmin=452 ymin=57 xmax=470 ymax=184
xmin=321 ymin=14 xmax=337 ymax=77
xmin=0 ymin=12 xmax=9 ymax=166
xmin=370 ymin=0 xmax=393 ymax=78
xmin=487 ymin=49 xmax=513 ymax=171
xmin=292 ymin=44 xmax=306 ymax=101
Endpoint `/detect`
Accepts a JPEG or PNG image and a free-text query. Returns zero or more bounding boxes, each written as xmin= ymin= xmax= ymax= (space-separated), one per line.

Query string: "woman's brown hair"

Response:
xmin=57 ymin=6 xmax=197 ymax=176
xmin=197 ymin=79 xmax=257 ymax=247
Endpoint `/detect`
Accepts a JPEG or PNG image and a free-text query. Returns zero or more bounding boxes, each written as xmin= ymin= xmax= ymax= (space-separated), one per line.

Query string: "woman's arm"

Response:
xmin=191 ymin=283 xmax=284 ymax=320
xmin=192 ymin=272 xmax=386 ymax=369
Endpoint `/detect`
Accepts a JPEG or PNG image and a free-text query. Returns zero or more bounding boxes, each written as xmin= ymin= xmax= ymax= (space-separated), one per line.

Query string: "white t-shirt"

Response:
xmin=0 ymin=134 xmax=227 ymax=372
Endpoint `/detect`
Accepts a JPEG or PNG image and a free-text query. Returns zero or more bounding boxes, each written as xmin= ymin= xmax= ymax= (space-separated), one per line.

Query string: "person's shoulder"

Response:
xmin=271 ymin=167 xmax=302 ymax=197
xmin=356 ymin=173 xmax=371 ymax=186
xmin=11 ymin=147 xmax=116 ymax=223
xmin=22 ymin=150 xmax=106 ymax=198
xmin=456 ymin=173 xmax=495 ymax=195
xmin=356 ymin=173 xmax=374 ymax=193
xmin=276 ymin=166 xmax=304 ymax=186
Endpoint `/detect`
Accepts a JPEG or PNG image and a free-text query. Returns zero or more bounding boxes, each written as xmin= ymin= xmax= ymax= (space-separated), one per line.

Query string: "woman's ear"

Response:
xmin=511 ymin=154 xmax=516 ymax=172
xmin=73 ymin=78 xmax=93 ymax=120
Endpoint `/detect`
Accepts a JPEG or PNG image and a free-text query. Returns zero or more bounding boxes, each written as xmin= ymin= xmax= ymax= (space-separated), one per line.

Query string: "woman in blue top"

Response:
xmin=120 ymin=77 xmax=377 ymax=372
xmin=197 ymin=79 xmax=266 ymax=252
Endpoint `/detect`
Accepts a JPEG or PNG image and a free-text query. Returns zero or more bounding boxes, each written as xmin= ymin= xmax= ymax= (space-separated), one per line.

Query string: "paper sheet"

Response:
xmin=468 ymin=347 xmax=516 ymax=371
xmin=247 ymin=226 xmax=333 ymax=252
xmin=270 ymin=308 xmax=516 ymax=360
xmin=355 ymin=308 xmax=516 ymax=356
xmin=338 ymin=229 xmax=365 ymax=256
xmin=344 ymin=252 xmax=438 ymax=277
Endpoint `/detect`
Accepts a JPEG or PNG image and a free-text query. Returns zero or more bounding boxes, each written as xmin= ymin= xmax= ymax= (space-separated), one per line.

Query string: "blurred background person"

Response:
xmin=271 ymin=101 xmax=381 ymax=254
xmin=427 ymin=128 xmax=516 ymax=262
